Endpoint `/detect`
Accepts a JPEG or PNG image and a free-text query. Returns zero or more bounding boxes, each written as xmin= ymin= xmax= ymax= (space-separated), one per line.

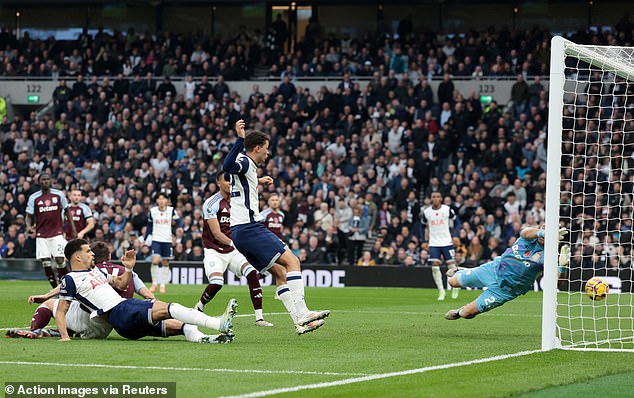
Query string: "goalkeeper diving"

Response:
xmin=445 ymin=225 xmax=570 ymax=320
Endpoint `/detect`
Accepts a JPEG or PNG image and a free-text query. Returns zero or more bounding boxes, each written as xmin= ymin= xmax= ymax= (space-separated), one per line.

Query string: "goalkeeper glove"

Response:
xmin=558 ymin=227 xmax=568 ymax=241
xmin=558 ymin=244 xmax=570 ymax=273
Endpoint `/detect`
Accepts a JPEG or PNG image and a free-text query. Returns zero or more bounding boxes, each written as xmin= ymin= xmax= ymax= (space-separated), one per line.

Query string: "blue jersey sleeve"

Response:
xmin=59 ymin=275 xmax=77 ymax=301
xmin=223 ymin=138 xmax=249 ymax=175
xmin=145 ymin=210 xmax=154 ymax=238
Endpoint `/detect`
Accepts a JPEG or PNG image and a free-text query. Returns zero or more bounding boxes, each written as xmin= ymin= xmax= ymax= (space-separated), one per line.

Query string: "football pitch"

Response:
xmin=2 ymin=280 xmax=634 ymax=398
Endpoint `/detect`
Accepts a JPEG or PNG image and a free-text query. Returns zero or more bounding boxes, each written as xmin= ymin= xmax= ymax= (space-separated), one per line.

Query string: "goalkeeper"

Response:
xmin=445 ymin=226 xmax=569 ymax=320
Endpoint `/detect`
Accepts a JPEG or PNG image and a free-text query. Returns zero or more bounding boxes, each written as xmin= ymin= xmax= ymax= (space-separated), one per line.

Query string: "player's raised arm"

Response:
xmin=520 ymin=226 xmax=542 ymax=240
xmin=223 ymin=120 xmax=248 ymax=174
xmin=521 ymin=226 xmax=567 ymax=241
xmin=109 ymin=249 xmax=136 ymax=291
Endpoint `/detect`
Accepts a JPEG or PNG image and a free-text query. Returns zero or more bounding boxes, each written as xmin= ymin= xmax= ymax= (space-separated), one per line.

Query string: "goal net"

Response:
xmin=543 ymin=37 xmax=634 ymax=352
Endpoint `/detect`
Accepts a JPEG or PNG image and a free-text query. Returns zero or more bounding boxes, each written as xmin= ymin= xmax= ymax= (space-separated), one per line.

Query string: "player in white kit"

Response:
xmin=145 ymin=192 xmax=180 ymax=293
xmin=223 ymin=119 xmax=329 ymax=335
xmin=6 ymin=242 xmax=156 ymax=340
xmin=56 ymin=239 xmax=236 ymax=343
xmin=195 ymin=170 xmax=273 ymax=327
xmin=421 ymin=192 xmax=459 ymax=301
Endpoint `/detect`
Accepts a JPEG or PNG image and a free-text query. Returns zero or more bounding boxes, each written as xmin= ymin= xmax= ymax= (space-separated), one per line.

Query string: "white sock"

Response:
xmin=161 ymin=266 xmax=170 ymax=286
xmin=286 ymin=271 xmax=310 ymax=319
xmin=151 ymin=264 xmax=159 ymax=285
xmin=182 ymin=324 xmax=205 ymax=343
xmin=432 ymin=266 xmax=444 ymax=293
xmin=276 ymin=284 xmax=297 ymax=323
xmin=255 ymin=309 xmax=263 ymax=321
xmin=169 ymin=303 xmax=220 ymax=330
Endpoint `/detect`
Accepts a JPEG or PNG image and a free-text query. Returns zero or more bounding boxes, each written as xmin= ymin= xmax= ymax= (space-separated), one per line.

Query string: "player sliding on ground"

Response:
xmin=56 ymin=239 xmax=237 ymax=343
xmin=7 ymin=241 xmax=155 ymax=340
xmin=445 ymin=226 xmax=569 ymax=320
xmin=223 ymin=119 xmax=329 ymax=335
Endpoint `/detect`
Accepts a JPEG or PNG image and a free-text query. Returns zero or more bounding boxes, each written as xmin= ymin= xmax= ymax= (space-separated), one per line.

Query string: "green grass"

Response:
xmin=1 ymin=280 xmax=632 ymax=397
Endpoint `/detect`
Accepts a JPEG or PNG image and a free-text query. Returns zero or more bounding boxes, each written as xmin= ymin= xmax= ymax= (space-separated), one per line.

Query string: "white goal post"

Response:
xmin=543 ymin=36 xmax=634 ymax=352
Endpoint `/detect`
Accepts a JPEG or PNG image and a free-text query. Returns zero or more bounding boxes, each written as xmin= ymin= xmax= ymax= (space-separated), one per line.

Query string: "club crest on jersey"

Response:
xmin=52 ymin=197 xmax=58 ymax=204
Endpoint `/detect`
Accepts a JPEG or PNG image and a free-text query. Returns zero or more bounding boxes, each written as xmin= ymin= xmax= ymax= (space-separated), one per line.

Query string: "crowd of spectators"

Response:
xmin=0 ymin=21 xmax=633 ymax=270
xmin=0 ymin=15 xmax=632 ymax=81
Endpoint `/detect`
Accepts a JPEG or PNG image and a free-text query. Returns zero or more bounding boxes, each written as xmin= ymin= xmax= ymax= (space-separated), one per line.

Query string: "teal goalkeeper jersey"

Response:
xmin=494 ymin=235 xmax=545 ymax=295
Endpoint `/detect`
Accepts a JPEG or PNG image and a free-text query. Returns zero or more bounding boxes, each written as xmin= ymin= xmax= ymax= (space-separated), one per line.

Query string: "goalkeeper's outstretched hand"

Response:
xmin=558 ymin=227 xmax=568 ymax=241
xmin=558 ymin=244 xmax=570 ymax=269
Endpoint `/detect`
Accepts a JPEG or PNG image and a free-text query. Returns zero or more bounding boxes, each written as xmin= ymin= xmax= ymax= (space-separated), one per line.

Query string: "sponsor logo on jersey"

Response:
xmin=39 ymin=205 xmax=59 ymax=212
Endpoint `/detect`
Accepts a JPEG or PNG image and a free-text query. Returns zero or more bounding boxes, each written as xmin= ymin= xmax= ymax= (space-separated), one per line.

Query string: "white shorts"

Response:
xmin=53 ymin=300 xmax=113 ymax=340
xmin=36 ymin=235 xmax=66 ymax=260
xmin=204 ymin=248 xmax=249 ymax=278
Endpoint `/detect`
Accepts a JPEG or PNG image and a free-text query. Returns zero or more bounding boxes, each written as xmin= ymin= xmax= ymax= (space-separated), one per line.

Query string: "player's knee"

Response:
xmin=269 ymin=264 xmax=287 ymax=282
xmin=209 ymin=274 xmax=224 ymax=287
xmin=54 ymin=257 xmax=65 ymax=267
xmin=280 ymin=250 xmax=300 ymax=271
xmin=152 ymin=301 xmax=170 ymax=319
xmin=241 ymin=264 xmax=257 ymax=277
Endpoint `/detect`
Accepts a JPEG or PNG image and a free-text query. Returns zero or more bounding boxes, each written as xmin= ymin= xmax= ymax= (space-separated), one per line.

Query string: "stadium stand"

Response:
xmin=0 ymin=25 xmax=632 ymax=270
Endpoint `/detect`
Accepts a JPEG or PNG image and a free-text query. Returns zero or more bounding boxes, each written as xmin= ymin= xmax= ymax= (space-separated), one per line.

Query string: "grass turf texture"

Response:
xmin=1 ymin=280 xmax=633 ymax=398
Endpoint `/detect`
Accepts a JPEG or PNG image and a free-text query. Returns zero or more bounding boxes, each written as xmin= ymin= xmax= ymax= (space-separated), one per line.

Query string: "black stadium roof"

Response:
xmin=0 ymin=0 xmax=601 ymax=5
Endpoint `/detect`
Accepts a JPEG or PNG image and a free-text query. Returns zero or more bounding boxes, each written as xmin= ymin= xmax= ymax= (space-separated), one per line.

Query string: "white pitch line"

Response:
xmin=0 ymin=361 xmax=368 ymax=377
xmin=220 ymin=349 xmax=542 ymax=398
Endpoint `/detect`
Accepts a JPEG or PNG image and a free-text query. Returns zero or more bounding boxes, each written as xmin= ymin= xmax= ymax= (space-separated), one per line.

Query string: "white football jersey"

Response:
xmin=229 ymin=153 xmax=262 ymax=226
xmin=421 ymin=205 xmax=455 ymax=247
xmin=59 ymin=269 xmax=125 ymax=318
xmin=148 ymin=206 xmax=178 ymax=242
